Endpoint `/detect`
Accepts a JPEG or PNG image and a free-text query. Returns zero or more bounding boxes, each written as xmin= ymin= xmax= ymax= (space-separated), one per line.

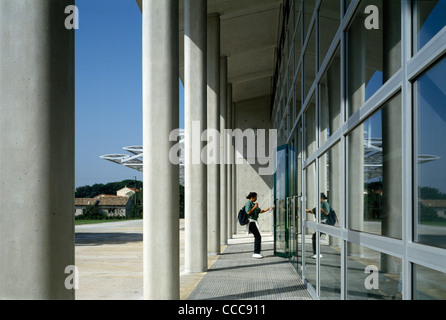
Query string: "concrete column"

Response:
xmin=142 ymin=0 xmax=179 ymax=299
xmin=207 ymin=14 xmax=221 ymax=255
xmin=227 ymin=84 xmax=234 ymax=239
xmin=232 ymin=102 xmax=238 ymax=234
xmin=184 ymin=0 xmax=208 ymax=273
xmin=0 ymin=0 xmax=75 ymax=299
xmin=220 ymin=57 xmax=228 ymax=246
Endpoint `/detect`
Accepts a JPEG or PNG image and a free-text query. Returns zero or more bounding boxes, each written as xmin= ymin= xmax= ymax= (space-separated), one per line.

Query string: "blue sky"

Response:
xmin=75 ymin=0 xmax=184 ymax=188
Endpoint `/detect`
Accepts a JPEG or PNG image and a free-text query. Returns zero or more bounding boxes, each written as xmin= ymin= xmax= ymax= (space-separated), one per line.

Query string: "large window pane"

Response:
xmin=304 ymin=0 xmax=315 ymax=38
xmin=295 ymin=68 xmax=302 ymax=117
xmin=347 ymin=0 xmax=401 ymax=116
xmin=414 ymin=0 xmax=446 ymax=53
xmin=345 ymin=0 xmax=352 ymax=14
xmin=347 ymin=93 xmax=402 ymax=239
xmin=320 ymin=236 xmax=341 ymax=299
xmin=347 ymin=243 xmax=402 ymax=300
xmin=320 ymin=46 xmax=341 ymax=146
xmin=305 ymin=162 xmax=317 ymax=222
xmin=297 ymin=120 xmax=303 ymax=277
xmin=304 ymin=227 xmax=317 ymax=290
xmin=319 ymin=0 xmax=340 ymax=67
xmin=414 ymin=57 xmax=446 ymax=250
xmin=295 ymin=12 xmax=302 ymax=65
xmin=294 ymin=0 xmax=302 ymax=31
xmin=413 ymin=264 xmax=446 ymax=300
xmin=305 ymin=95 xmax=316 ymax=158
xmin=320 ymin=143 xmax=341 ymax=227
xmin=304 ymin=28 xmax=316 ymax=100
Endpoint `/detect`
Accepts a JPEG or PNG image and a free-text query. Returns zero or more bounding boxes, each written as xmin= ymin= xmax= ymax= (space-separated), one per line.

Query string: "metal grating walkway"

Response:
xmin=187 ymin=239 xmax=313 ymax=300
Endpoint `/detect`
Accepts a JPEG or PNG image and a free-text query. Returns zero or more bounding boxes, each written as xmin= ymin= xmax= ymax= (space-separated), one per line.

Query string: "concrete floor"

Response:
xmin=75 ymin=219 xmax=316 ymax=300
xmin=75 ymin=219 xmax=238 ymax=300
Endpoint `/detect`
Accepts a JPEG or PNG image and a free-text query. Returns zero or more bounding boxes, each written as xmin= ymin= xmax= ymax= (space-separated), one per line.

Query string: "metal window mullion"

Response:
xmin=407 ymin=243 xmax=446 ymax=274
xmin=342 ymin=0 xmax=360 ymax=31
xmin=340 ymin=0 xmax=347 ymax=300
xmin=401 ymin=0 xmax=413 ymax=301
xmin=342 ymin=71 xmax=403 ymax=137
xmin=301 ymin=101 xmax=307 ymax=284
xmin=407 ymin=27 xmax=446 ymax=80
xmin=315 ymin=82 xmax=321 ymax=298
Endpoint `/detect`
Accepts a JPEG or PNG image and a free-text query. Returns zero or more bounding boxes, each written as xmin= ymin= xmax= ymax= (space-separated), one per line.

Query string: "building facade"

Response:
xmin=1 ymin=0 xmax=445 ymax=300
xmin=75 ymin=195 xmax=132 ymax=218
xmin=271 ymin=0 xmax=446 ymax=299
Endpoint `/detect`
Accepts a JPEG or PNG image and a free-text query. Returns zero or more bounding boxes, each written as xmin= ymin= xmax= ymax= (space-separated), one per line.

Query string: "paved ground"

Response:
xmin=75 ymin=220 xmax=144 ymax=300
xmin=75 ymin=219 xmax=312 ymax=300
xmin=187 ymin=239 xmax=312 ymax=300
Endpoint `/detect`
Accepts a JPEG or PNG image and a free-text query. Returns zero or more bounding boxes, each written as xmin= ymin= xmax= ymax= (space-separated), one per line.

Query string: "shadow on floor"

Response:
xmin=75 ymin=232 xmax=143 ymax=246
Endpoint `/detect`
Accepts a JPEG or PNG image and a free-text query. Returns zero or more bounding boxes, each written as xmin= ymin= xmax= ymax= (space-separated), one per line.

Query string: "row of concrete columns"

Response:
xmin=0 ymin=0 xmax=236 ymax=300
xmin=144 ymin=0 xmax=237 ymax=299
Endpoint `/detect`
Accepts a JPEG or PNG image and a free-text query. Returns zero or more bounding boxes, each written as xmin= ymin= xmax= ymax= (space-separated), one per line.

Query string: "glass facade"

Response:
xmin=414 ymin=57 xmax=446 ymax=250
xmin=272 ymin=0 xmax=446 ymax=299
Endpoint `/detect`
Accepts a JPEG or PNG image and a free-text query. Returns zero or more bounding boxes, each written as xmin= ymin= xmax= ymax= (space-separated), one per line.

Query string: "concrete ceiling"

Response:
xmin=137 ymin=0 xmax=283 ymax=104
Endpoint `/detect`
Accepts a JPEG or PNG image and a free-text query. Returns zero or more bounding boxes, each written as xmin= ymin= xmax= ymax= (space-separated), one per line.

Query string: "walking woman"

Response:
xmin=245 ymin=192 xmax=273 ymax=259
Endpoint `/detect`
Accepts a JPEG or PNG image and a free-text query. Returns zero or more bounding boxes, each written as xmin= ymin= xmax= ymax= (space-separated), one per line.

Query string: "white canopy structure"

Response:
xmin=100 ymin=130 xmax=185 ymax=185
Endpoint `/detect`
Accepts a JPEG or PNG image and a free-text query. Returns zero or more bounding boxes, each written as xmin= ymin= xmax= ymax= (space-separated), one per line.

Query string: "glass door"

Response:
xmin=289 ymin=196 xmax=298 ymax=268
xmin=274 ymin=145 xmax=289 ymax=257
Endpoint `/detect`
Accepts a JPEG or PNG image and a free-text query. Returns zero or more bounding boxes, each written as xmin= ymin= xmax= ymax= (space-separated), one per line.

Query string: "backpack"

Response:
xmin=326 ymin=208 xmax=338 ymax=226
xmin=238 ymin=206 xmax=249 ymax=226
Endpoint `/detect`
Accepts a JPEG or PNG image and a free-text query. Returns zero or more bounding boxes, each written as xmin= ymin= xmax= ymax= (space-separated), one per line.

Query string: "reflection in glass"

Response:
xmin=347 ymin=243 xmax=402 ymax=300
xmin=319 ymin=0 xmax=340 ymax=67
xmin=347 ymin=0 xmax=401 ymax=116
xmin=288 ymin=196 xmax=301 ymax=273
xmin=294 ymin=0 xmax=302 ymax=31
xmin=295 ymin=68 xmax=302 ymax=117
xmin=305 ymin=95 xmax=316 ymax=158
xmin=415 ymin=57 xmax=446 ymax=250
xmin=320 ymin=143 xmax=341 ymax=227
xmin=320 ymin=46 xmax=341 ymax=146
xmin=275 ymin=147 xmax=288 ymax=256
xmin=304 ymin=29 xmax=316 ymax=100
xmin=414 ymin=0 xmax=446 ymax=52
xmin=305 ymin=227 xmax=317 ymax=290
xmin=295 ymin=13 xmax=302 ymax=66
xmin=304 ymin=0 xmax=315 ymax=38
xmin=306 ymin=162 xmax=317 ymax=223
xmin=345 ymin=0 xmax=352 ymax=14
xmin=320 ymin=236 xmax=341 ymax=299
xmin=413 ymin=264 xmax=446 ymax=300
xmin=347 ymin=93 xmax=402 ymax=239
xmin=297 ymin=120 xmax=303 ymax=197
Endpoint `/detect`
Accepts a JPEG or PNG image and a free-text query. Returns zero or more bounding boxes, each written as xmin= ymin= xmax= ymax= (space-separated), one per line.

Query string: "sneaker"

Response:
xmin=252 ymin=253 xmax=263 ymax=259
xmin=310 ymin=254 xmax=323 ymax=259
